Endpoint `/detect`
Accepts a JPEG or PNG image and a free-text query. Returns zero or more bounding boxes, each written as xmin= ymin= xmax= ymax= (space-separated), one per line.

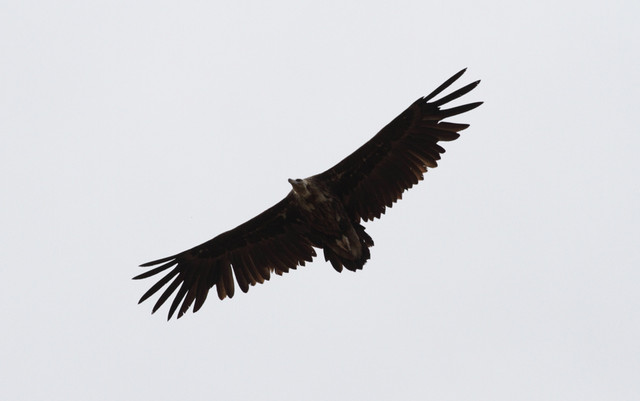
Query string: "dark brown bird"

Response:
xmin=135 ymin=69 xmax=482 ymax=319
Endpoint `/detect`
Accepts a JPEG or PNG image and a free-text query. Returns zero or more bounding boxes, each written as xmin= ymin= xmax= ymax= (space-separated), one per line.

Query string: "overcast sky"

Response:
xmin=2 ymin=1 xmax=638 ymax=400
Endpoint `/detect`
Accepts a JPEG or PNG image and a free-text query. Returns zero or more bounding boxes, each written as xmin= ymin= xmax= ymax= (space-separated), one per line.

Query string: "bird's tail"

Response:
xmin=323 ymin=223 xmax=374 ymax=272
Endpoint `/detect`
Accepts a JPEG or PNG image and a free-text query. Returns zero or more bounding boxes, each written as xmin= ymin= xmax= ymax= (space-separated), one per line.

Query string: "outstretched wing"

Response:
xmin=314 ymin=68 xmax=482 ymax=222
xmin=134 ymin=194 xmax=316 ymax=320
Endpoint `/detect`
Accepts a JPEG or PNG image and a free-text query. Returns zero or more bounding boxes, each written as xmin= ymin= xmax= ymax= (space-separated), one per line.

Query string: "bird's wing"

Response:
xmin=134 ymin=194 xmax=316 ymax=319
xmin=314 ymin=69 xmax=482 ymax=222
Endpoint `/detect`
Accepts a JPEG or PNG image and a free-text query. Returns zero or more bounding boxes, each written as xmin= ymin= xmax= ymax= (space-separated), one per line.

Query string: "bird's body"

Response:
xmin=135 ymin=69 xmax=482 ymax=319
xmin=288 ymin=177 xmax=373 ymax=272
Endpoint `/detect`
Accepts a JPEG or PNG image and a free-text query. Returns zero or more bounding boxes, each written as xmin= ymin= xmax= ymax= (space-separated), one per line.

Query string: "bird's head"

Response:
xmin=288 ymin=178 xmax=310 ymax=197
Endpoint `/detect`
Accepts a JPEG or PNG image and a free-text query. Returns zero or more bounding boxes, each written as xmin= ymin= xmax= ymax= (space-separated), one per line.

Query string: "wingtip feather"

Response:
xmin=423 ymin=68 xmax=467 ymax=102
xmin=140 ymin=254 xmax=177 ymax=267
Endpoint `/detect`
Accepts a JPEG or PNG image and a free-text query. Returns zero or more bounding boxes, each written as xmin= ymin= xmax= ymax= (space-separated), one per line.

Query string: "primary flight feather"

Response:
xmin=135 ymin=69 xmax=482 ymax=319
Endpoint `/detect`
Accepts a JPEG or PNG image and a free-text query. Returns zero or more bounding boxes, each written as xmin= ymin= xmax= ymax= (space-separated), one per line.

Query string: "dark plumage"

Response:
xmin=135 ymin=69 xmax=482 ymax=319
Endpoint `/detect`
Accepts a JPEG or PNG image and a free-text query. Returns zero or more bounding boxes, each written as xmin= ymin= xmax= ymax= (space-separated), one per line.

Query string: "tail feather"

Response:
xmin=323 ymin=223 xmax=374 ymax=273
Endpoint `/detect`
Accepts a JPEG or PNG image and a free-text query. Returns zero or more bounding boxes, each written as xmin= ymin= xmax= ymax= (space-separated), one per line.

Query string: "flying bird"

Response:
xmin=135 ymin=69 xmax=482 ymax=319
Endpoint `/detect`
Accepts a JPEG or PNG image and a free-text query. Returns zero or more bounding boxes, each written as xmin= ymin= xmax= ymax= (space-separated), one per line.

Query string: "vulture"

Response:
xmin=135 ymin=69 xmax=482 ymax=319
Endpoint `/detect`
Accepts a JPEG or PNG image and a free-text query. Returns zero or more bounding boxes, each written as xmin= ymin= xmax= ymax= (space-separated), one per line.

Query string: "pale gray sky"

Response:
xmin=2 ymin=1 xmax=639 ymax=400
